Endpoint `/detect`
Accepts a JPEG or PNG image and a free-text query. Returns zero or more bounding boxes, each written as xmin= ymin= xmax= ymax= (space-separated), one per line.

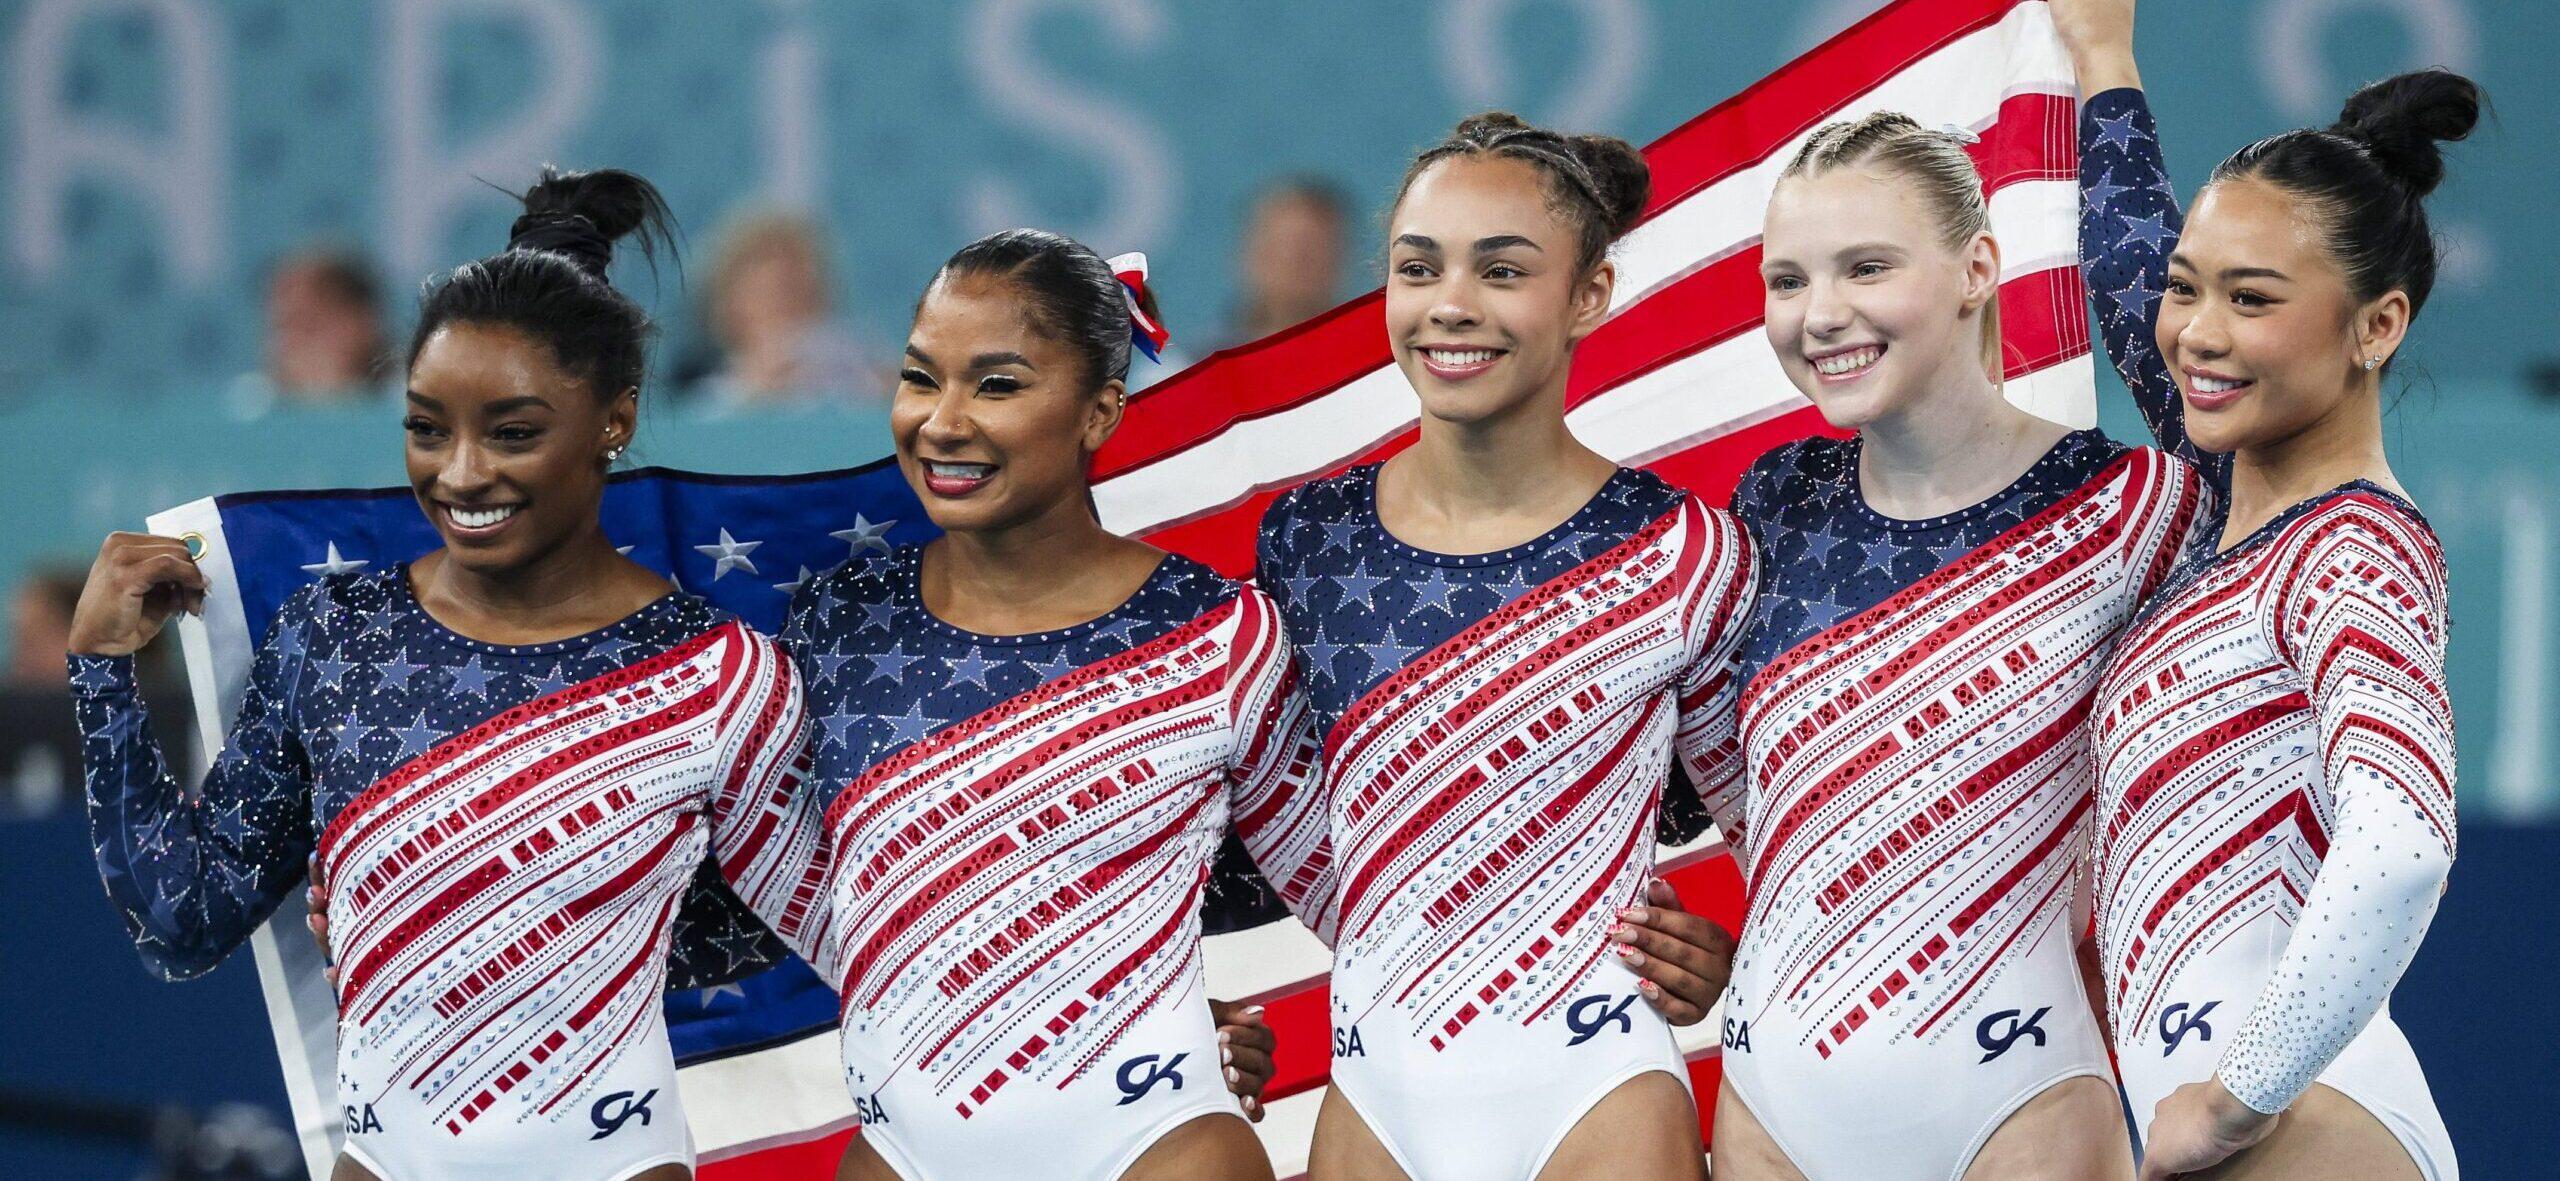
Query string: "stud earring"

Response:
xmin=2364 ymin=355 xmax=2382 ymax=371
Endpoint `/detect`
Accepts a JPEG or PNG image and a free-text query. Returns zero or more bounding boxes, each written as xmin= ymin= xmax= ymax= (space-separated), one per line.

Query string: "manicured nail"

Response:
xmin=1617 ymin=906 xmax=1643 ymax=921
xmin=1221 ymin=1045 xmax=1233 ymax=1065
xmin=1616 ymin=946 xmax=1644 ymax=964
xmin=1225 ymin=1066 xmax=1240 ymax=1084
xmin=1244 ymin=1005 xmax=1264 ymax=1016
xmin=1639 ymin=979 xmax=1660 ymax=995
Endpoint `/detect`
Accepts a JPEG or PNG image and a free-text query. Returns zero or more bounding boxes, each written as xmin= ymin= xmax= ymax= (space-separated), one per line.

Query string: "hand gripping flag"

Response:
xmin=151 ymin=1 xmax=2089 ymax=1175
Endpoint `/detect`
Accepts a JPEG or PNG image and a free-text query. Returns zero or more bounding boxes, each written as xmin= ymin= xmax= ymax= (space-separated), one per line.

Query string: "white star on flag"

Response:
xmin=694 ymin=982 xmax=748 ymax=1006
xmin=300 ymin=542 xmax=370 ymax=577
xmin=774 ymin=565 xmax=817 ymax=597
xmin=693 ymin=529 xmax=763 ymax=581
xmin=831 ymin=514 xmax=896 ymax=558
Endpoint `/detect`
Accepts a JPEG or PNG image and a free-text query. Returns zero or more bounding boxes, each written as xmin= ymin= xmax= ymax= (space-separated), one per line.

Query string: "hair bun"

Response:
xmin=2333 ymin=69 xmax=2481 ymax=197
xmin=511 ymin=166 xmax=677 ymax=278
xmin=1566 ymin=133 xmax=1651 ymax=238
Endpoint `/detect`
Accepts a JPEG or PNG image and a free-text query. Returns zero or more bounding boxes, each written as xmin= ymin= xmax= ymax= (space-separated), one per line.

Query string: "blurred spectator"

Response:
xmin=1224 ymin=175 xmax=1353 ymax=348
xmin=229 ymin=247 xmax=390 ymax=416
xmin=7 ymin=568 xmax=83 ymax=690
xmin=682 ymin=209 xmax=882 ymax=414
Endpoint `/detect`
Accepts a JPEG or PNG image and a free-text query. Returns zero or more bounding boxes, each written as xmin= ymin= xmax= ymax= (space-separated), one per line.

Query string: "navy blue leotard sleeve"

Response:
xmin=70 ymin=588 xmax=319 ymax=980
xmin=2080 ymin=86 xmax=2231 ymax=497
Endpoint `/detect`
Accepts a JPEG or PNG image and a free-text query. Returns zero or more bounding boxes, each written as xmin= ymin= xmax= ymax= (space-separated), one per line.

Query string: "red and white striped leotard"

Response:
xmin=785 ymin=549 xmax=1335 ymax=1181
xmin=2092 ymin=489 xmax=2457 ymax=1172
xmin=1715 ymin=435 xmax=2202 ymax=1180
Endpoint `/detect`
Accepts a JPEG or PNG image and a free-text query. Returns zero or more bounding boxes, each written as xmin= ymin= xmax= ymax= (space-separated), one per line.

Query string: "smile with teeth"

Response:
xmin=445 ymin=504 xmax=519 ymax=530
xmin=1422 ymin=347 xmax=1503 ymax=366
xmin=925 ymin=461 xmax=996 ymax=479
xmin=1812 ymin=345 xmax=1883 ymax=377
xmin=2190 ymin=374 xmax=2250 ymax=393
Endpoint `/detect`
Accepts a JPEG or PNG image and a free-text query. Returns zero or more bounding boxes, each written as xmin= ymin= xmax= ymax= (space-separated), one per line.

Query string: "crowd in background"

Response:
xmin=0 ymin=175 xmax=1361 ymax=748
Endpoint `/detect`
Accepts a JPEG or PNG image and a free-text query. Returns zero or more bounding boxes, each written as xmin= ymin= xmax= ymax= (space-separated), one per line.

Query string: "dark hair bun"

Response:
xmin=1567 ymin=133 xmax=1651 ymax=237
xmin=2333 ymin=69 xmax=2481 ymax=197
xmin=511 ymin=166 xmax=678 ymax=277
xmin=1453 ymin=111 xmax=1534 ymax=139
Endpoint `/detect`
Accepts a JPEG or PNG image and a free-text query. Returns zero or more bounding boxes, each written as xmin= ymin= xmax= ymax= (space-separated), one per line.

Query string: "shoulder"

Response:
xmin=1746 ymin=435 xmax=1844 ymax=487
xmin=281 ymin=567 xmax=397 ymax=640
xmin=2273 ymin=489 xmax=2444 ymax=585
xmin=795 ymin=544 xmax=911 ymax=614
xmin=1268 ymin=465 xmax=1375 ymax=528
xmin=1731 ymin=435 xmax=1841 ymax=516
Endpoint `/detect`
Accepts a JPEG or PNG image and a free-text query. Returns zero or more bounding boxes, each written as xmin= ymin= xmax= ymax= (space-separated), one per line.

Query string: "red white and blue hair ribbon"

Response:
xmin=1106 ymin=252 xmax=1171 ymax=364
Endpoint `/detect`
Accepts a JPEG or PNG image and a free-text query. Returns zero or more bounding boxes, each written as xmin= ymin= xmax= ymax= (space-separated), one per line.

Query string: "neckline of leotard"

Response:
xmin=389 ymin=562 xmax=696 ymax=659
xmin=1356 ymin=463 xmax=1644 ymax=568
xmin=2209 ymin=478 xmax=2429 ymax=560
xmin=1839 ymin=428 xmax=2109 ymax=534
xmin=2122 ymin=479 xmax=2429 ymax=640
xmin=895 ymin=543 xmax=1188 ymax=647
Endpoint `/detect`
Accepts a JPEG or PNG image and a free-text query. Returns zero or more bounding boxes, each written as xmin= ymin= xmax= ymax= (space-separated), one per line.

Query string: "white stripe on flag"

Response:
xmin=680 ymin=1032 xmax=862 ymax=1163
xmin=148 ymin=497 xmax=347 ymax=1181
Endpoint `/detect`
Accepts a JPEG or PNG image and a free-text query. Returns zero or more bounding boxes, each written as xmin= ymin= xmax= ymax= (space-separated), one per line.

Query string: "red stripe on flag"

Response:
xmin=697 ymin=1128 xmax=860 ymax=1180
xmin=1096 ymin=0 xmax=2062 ymax=487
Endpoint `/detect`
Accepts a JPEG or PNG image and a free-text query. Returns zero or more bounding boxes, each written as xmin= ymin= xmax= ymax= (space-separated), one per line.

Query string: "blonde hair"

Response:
xmin=1778 ymin=113 xmax=2006 ymax=380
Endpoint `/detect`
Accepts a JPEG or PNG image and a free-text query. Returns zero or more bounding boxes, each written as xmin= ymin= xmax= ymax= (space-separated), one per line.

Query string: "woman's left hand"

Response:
xmin=2137 ymin=1077 xmax=2278 ymax=1180
xmin=1610 ymin=879 xmax=1737 ymax=1026
xmin=1209 ymin=998 xmax=1276 ymax=1122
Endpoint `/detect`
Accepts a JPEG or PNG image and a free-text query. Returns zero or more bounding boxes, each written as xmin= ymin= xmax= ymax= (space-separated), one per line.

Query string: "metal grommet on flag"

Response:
xmin=180 ymin=532 xmax=207 ymax=561
xmin=1106 ymin=252 xmax=1171 ymax=364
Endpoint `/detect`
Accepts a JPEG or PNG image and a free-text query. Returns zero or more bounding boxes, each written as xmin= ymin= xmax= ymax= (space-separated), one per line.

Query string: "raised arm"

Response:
xmin=2056 ymin=0 xmax=2233 ymax=494
xmin=70 ymin=543 xmax=317 ymax=981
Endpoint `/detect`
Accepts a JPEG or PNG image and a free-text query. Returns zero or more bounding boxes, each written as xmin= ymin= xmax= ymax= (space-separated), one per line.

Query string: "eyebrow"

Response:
xmin=404 ymin=392 xmax=555 ymax=414
xmin=904 ymin=344 xmax=1037 ymax=372
xmin=2168 ymin=252 xmax=2291 ymax=282
xmin=1392 ymin=233 xmax=1545 ymax=256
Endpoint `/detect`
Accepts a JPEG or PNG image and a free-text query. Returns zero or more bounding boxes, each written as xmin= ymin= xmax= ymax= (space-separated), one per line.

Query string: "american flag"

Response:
xmin=153 ymin=0 xmax=2091 ymax=1174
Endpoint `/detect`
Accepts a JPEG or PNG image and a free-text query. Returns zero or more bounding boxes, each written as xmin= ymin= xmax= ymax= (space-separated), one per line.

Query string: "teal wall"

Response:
xmin=1 ymin=0 xmax=2551 ymax=396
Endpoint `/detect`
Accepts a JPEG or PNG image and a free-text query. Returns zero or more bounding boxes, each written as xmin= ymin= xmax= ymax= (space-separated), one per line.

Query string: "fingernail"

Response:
xmin=1244 ymin=1005 xmax=1264 ymax=1016
xmin=1616 ymin=946 xmax=1643 ymax=964
xmin=1640 ymin=979 xmax=1660 ymax=995
xmin=1221 ymin=1045 xmax=1232 ymax=1064
xmin=1617 ymin=906 xmax=1641 ymax=920
xmin=1225 ymin=1066 xmax=1240 ymax=1084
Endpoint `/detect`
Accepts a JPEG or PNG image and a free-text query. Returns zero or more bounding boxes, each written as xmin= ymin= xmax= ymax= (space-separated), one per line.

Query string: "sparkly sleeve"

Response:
xmin=1223 ymin=589 xmax=1340 ymax=946
xmin=71 ymin=591 xmax=318 ymax=980
xmin=1670 ymin=501 xmax=1759 ymax=855
xmin=2219 ymin=500 xmax=2456 ymax=1114
xmin=675 ymin=626 xmax=834 ymax=988
xmin=2079 ymin=87 xmax=2230 ymax=497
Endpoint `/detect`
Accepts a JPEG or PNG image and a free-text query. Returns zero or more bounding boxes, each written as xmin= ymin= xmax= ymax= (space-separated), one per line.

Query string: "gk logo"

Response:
xmin=590 ymin=1089 xmax=657 ymax=1140
xmin=2159 ymin=1001 xmax=2221 ymax=1055
xmin=1115 ymin=1053 xmax=1188 ymax=1105
xmin=1975 ymin=1007 xmax=2050 ymax=1063
xmin=1565 ymin=994 xmax=1639 ymax=1047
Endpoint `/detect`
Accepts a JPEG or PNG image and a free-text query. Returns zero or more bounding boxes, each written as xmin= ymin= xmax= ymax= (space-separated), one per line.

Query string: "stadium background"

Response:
xmin=2 ymin=0 xmax=2552 ymax=1176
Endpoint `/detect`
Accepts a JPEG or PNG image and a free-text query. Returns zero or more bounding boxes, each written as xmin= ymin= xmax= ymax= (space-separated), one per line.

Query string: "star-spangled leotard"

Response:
xmin=2080 ymin=87 xmax=2458 ymax=1178
xmin=1704 ymin=419 xmax=2203 ymax=1180
xmin=1259 ymin=464 xmax=1754 ymax=1181
xmin=72 ymin=568 xmax=825 ymax=1181
xmin=781 ymin=546 xmax=1335 ymax=1181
